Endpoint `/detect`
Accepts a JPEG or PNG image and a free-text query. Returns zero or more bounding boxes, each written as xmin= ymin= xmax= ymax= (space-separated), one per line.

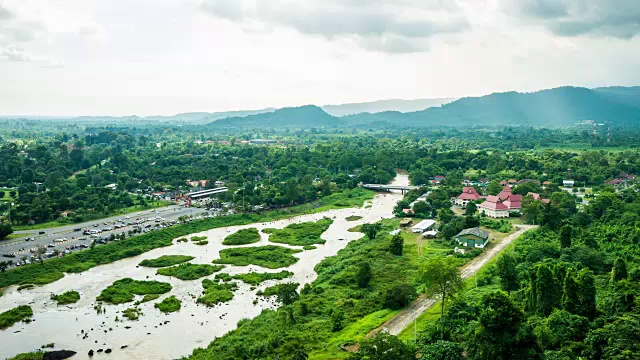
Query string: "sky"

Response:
xmin=0 ymin=0 xmax=639 ymax=116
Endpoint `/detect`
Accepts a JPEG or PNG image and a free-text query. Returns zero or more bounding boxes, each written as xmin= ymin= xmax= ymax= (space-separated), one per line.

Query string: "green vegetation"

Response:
xmin=257 ymin=282 xmax=299 ymax=298
xmin=122 ymin=307 xmax=143 ymax=320
xmin=193 ymin=240 xmax=208 ymax=245
xmin=197 ymin=279 xmax=239 ymax=306
xmin=190 ymin=236 xmax=207 ymax=242
xmin=346 ymin=215 xmax=363 ymax=221
xmin=40 ymin=343 xmax=54 ymax=349
xmin=51 ymin=290 xmax=80 ymax=305
xmin=139 ymin=255 xmax=194 ymax=267
xmin=480 ymin=218 xmax=513 ymax=233
xmin=233 ymin=271 xmax=294 ymax=286
xmin=176 ymin=238 xmax=188 ymax=243
xmin=0 ymin=305 xmax=33 ymax=330
xmin=96 ymin=278 xmax=172 ymax=304
xmin=155 ymin=295 xmax=181 ymax=313
xmin=6 ymin=352 xmax=43 ymax=360
xmin=156 ymin=263 xmax=224 ymax=280
xmin=302 ymin=245 xmax=316 ymax=250
xmin=138 ymin=294 xmax=160 ymax=304
xmin=214 ymin=245 xmax=302 ymax=269
xmin=222 ymin=228 xmax=260 ymax=245
xmin=17 ymin=284 xmax=34 ymax=291
xmin=265 ymin=218 xmax=333 ymax=246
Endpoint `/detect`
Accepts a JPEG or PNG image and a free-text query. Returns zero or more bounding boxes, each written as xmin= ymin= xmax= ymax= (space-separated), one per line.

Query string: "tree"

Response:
xmin=349 ymin=332 xmax=414 ymax=360
xmin=611 ymin=257 xmax=628 ymax=282
xmin=331 ymin=308 xmax=344 ymax=332
xmin=561 ymin=268 xmax=580 ymax=314
xmin=576 ymin=269 xmax=596 ymax=319
xmin=0 ymin=260 xmax=12 ymax=272
xmin=437 ymin=208 xmax=454 ymax=224
xmin=0 ymin=223 xmax=13 ymax=239
xmin=496 ymin=252 xmax=519 ymax=295
xmin=487 ymin=180 xmax=502 ymax=195
xmin=276 ymin=283 xmax=300 ymax=305
xmin=418 ymin=340 xmax=463 ymax=360
xmin=389 ymin=234 xmax=403 ymax=255
xmin=534 ymin=264 xmax=561 ymax=316
xmin=420 ymin=257 xmax=464 ymax=322
xmin=360 ymin=223 xmax=382 ymax=240
xmin=384 ymin=284 xmax=416 ymax=309
xmin=464 ymin=202 xmax=477 ymax=216
xmin=559 ymin=225 xmax=572 ymax=249
xmin=356 ymin=261 xmax=372 ymax=288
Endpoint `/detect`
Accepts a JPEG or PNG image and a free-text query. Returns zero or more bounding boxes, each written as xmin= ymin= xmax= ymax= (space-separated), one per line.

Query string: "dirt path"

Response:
xmin=371 ymin=224 xmax=538 ymax=337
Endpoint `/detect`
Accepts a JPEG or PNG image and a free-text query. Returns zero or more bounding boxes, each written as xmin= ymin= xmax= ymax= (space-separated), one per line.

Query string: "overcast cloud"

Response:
xmin=0 ymin=0 xmax=639 ymax=116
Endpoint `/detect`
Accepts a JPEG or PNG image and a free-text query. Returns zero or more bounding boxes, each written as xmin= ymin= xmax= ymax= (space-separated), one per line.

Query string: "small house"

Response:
xmin=399 ymin=218 xmax=413 ymax=227
xmin=454 ymin=228 xmax=490 ymax=249
xmin=412 ymin=219 xmax=436 ymax=233
xmin=422 ymin=230 xmax=438 ymax=238
xmin=563 ymin=180 xmax=575 ymax=188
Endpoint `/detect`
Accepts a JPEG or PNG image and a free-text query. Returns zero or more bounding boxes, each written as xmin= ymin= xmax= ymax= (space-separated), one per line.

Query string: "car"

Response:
xmin=74 ymin=228 xmax=82 ymax=232
xmin=39 ymin=231 xmax=45 ymax=235
xmin=94 ymin=224 xmax=99 ymax=227
xmin=47 ymin=244 xmax=55 ymax=248
xmin=78 ymin=237 xmax=87 ymax=241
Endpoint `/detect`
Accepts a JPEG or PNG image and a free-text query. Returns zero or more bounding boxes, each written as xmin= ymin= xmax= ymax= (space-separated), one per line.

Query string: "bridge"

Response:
xmin=187 ymin=187 xmax=229 ymax=199
xmin=362 ymin=184 xmax=419 ymax=194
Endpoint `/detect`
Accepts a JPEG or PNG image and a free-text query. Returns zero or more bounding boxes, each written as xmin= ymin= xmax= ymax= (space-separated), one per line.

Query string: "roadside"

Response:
xmin=369 ymin=224 xmax=537 ymax=337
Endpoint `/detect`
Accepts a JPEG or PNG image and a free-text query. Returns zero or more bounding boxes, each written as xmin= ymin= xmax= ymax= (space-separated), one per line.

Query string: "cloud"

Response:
xmin=508 ymin=0 xmax=640 ymax=39
xmin=200 ymin=0 xmax=470 ymax=53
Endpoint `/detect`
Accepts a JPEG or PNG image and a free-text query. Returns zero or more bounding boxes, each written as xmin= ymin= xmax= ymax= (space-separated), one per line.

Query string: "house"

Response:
xmin=563 ymin=180 xmax=575 ymax=188
xmin=542 ymin=181 xmax=552 ymax=188
xmin=455 ymin=187 xmax=483 ymax=207
xmin=497 ymin=185 xmax=513 ymax=200
xmin=249 ymin=139 xmax=278 ymax=145
xmin=402 ymin=208 xmax=414 ymax=215
xmin=500 ymin=180 xmax=508 ymax=186
xmin=478 ymin=178 xmax=489 ymax=186
xmin=412 ymin=219 xmax=436 ymax=233
xmin=478 ymin=195 xmax=510 ymax=218
xmin=431 ymin=175 xmax=446 ymax=185
xmin=389 ymin=229 xmax=401 ymax=236
xmin=528 ymin=192 xmax=550 ymax=204
xmin=508 ymin=179 xmax=518 ymax=186
xmin=416 ymin=192 xmax=430 ymax=202
xmin=606 ymin=178 xmax=623 ymax=186
xmin=422 ymin=230 xmax=438 ymax=238
xmin=455 ymin=227 xmax=490 ymax=249
xmin=105 ymin=183 xmax=117 ymax=190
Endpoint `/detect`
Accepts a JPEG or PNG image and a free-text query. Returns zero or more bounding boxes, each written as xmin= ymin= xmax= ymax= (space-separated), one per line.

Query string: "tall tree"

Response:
xmin=576 ymin=269 xmax=597 ymax=320
xmin=559 ymin=225 xmax=572 ymax=249
xmin=534 ymin=264 xmax=560 ymax=316
xmin=496 ymin=252 xmax=519 ymax=295
xmin=349 ymin=332 xmax=414 ymax=360
xmin=561 ymin=268 xmax=580 ymax=314
xmin=356 ymin=261 xmax=372 ymax=288
xmin=360 ymin=223 xmax=382 ymax=240
xmin=420 ymin=257 xmax=464 ymax=322
xmin=611 ymin=257 xmax=628 ymax=282
xmin=389 ymin=234 xmax=403 ymax=255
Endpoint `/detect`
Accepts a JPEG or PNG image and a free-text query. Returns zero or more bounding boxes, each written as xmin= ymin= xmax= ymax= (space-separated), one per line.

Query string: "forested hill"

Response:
xmin=205 ymin=86 xmax=640 ymax=129
xmin=208 ymin=105 xmax=342 ymax=128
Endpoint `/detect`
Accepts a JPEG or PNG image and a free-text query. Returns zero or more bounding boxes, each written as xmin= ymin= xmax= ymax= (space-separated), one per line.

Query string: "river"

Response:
xmin=0 ymin=175 xmax=408 ymax=359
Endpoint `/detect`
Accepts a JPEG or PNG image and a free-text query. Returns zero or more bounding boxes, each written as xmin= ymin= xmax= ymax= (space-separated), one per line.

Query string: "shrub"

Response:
xmin=156 ymin=264 xmax=224 ymax=280
xmin=266 ymin=218 xmax=333 ymax=246
xmin=197 ymin=279 xmax=238 ymax=306
xmin=232 ymin=271 xmax=294 ymax=286
xmin=155 ymin=296 xmax=181 ymax=313
xmin=0 ymin=305 xmax=33 ymax=329
xmin=96 ymin=278 xmax=172 ymax=304
xmin=214 ymin=245 xmax=301 ymax=269
xmin=223 ymin=228 xmax=261 ymax=245
xmin=51 ymin=290 xmax=80 ymax=305
xmin=139 ymin=255 xmax=194 ymax=268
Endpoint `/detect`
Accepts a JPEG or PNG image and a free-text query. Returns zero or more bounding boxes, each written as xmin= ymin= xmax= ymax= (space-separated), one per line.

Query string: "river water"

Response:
xmin=0 ymin=176 xmax=407 ymax=359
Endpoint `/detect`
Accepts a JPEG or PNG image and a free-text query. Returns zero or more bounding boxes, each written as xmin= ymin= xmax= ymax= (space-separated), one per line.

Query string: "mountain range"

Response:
xmin=208 ymin=86 xmax=640 ymax=129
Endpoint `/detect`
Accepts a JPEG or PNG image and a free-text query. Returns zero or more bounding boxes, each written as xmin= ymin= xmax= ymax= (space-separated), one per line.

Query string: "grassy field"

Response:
xmin=264 ymin=218 xmax=333 ymax=246
xmin=139 ymin=255 xmax=194 ymax=268
xmin=156 ymin=264 xmax=224 ymax=280
xmin=213 ymin=245 xmax=302 ymax=269
xmin=0 ymin=305 xmax=32 ymax=330
xmin=232 ymin=271 xmax=294 ymax=286
xmin=96 ymin=278 xmax=172 ymax=304
xmin=197 ymin=279 xmax=238 ymax=306
xmin=155 ymin=295 xmax=181 ymax=313
xmin=222 ymin=228 xmax=261 ymax=245
xmin=51 ymin=290 xmax=80 ymax=305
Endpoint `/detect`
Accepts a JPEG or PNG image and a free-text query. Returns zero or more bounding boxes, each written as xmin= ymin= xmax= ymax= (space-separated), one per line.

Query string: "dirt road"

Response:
xmin=375 ymin=224 xmax=538 ymax=336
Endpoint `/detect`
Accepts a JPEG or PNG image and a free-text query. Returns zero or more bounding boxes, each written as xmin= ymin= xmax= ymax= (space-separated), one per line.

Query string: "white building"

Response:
xmin=563 ymin=180 xmax=575 ymax=187
xmin=411 ymin=219 xmax=436 ymax=233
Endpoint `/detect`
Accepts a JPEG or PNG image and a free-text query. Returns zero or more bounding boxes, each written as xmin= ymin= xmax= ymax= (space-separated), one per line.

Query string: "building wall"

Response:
xmin=478 ymin=207 xmax=509 ymax=218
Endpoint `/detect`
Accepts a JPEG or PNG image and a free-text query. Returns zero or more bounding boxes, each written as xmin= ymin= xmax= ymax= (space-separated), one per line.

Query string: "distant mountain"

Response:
xmin=209 ymin=105 xmax=341 ymax=128
xmin=143 ymin=109 xmax=275 ymax=123
xmin=321 ymin=98 xmax=457 ymax=116
xmin=592 ymin=86 xmax=640 ymax=108
xmin=342 ymin=86 xmax=640 ymax=127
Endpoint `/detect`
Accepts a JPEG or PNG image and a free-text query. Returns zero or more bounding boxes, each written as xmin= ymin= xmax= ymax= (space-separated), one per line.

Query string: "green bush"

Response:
xmin=96 ymin=278 xmax=172 ymax=304
xmin=139 ymin=255 xmax=194 ymax=267
xmin=303 ymin=245 xmax=317 ymax=250
xmin=214 ymin=245 xmax=302 ymax=269
xmin=193 ymin=240 xmax=208 ymax=245
xmin=0 ymin=305 xmax=33 ymax=330
xmin=346 ymin=216 xmax=363 ymax=221
xmin=191 ymin=236 xmax=207 ymax=242
xmin=266 ymin=218 xmax=333 ymax=246
xmin=138 ymin=294 xmax=160 ymax=303
xmin=156 ymin=263 xmax=224 ymax=280
xmin=155 ymin=296 xmax=181 ymax=313
xmin=232 ymin=271 xmax=294 ymax=286
xmin=223 ymin=228 xmax=261 ymax=245
xmin=197 ymin=279 xmax=238 ymax=306
xmin=51 ymin=290 xmax=80 ymax=305
xmin=122 ymin=307 xmax=143 ymax=320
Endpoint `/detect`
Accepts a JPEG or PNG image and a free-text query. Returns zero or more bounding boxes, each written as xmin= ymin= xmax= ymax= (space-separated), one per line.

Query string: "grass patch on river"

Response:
xmin=213 ymin=245 xmax=301 ymax=269
xmin=156 ymin=263 xmax=224 ymax=280
xmin=122 ymin=307 xmax=143 ymax=320
xmin=232 ymin=271 xmax=294 ymax=286
xmin=96 ymin=278 xmax=172 ymax=304
xmin=0 ymin=188 xmax=373 ymax=288
xmin=197 ymin=279 xmax=239 ymax=306
xmin=51 ymin=290 xmax=80 ymax=305
xmin=264 ymin=218 xmax=333 ymax=246
xmin=222 ymin=228 xmax=261 ymax=245
xmin=155 ymin=295 xmax=181 ymax=313
xmin=346 ymin=215 xmax=363 ymax=221
xmin=0 ymin=305 xmax=33 ymax=330
xmin=139 ymin=255 xmax=194 ymax=267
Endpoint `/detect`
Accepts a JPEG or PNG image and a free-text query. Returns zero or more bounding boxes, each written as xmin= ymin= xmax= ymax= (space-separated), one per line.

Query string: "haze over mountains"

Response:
xmin=3 ymin=86 xmax=639 ymax=128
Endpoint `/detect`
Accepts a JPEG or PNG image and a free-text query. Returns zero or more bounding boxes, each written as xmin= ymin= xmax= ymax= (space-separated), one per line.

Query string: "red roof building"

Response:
xmin=455 ymin=187 xmax=483 ymax=207
xmin=497 ymin=185 xmax=513 ymax=201
xmin=478 ymin=186 xmax=522 ymax=218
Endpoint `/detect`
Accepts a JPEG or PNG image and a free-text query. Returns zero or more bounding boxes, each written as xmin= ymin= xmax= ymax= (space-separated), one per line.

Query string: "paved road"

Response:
xmin=375 ymin=225 xmax=538 ymax=337
xmin=1 ymin=205 xmax=205 ymax=259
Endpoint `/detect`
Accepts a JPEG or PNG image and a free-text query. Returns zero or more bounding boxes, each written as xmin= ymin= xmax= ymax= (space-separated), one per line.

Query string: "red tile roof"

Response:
xmin=479 ymin=196 xmax=509 ymax=210
xmin=457 ymin=187 xmax=481 ymax=200
xmin=497 ymin=185 xmax=513 ymax=201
